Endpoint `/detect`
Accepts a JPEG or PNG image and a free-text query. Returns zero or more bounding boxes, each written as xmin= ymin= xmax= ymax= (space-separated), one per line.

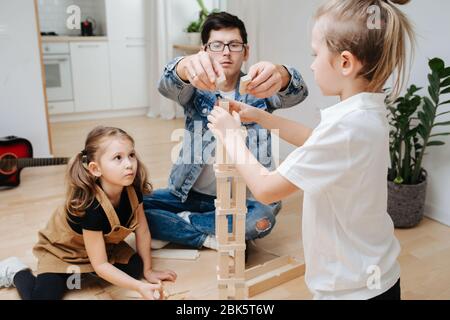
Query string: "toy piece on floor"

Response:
xmin=151 ymin=249 xmax=200 ymax=261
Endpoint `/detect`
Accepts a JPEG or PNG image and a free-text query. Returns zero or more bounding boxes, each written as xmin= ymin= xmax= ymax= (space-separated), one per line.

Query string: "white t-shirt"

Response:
xmin=277 ymin=92 xmax=400 ymax=300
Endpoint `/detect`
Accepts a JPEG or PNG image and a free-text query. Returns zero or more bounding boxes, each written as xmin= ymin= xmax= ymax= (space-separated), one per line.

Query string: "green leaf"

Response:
xmin=434 ymin=121 xmax=450 ymax=127
xmin=437 ymin=110 xmax=450 ymax=117
xmin=427 ymin=141 xmax=446 ymax=146
xmin=442 ymin=77 xmax=450 ymax=87
xmin=439 ymin=99 xmax=450 ymax=106
xmin=430 ymin=132 xmax=450 ymax=138
xmin=429 ymin=58 xmax=445 ymax=72
xmin=418 ymin=111 xmax=430 ymax=129
xmin=439 ymin=67 xmax=450 ymax=78
xmin=423 ymin=97 xmax=435 ymax=119
xmin=429 ymin=74 xmax=440 ymax=92
xmin=429 ymin=86 xmax=439 ymax=104
xmin=394 ymin=176 xmax=404 ymax=184
xmin=441 ymin=87 xmax=450 ymax=95
xmin=418 ymin=124 xmax=428 ymax=139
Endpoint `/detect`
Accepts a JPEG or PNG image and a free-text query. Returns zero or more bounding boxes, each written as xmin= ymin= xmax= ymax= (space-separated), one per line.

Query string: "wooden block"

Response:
xmin=235 ymin=283 xmax=246 ymax=300
xmin=215 ymin=139 xmax=226 ymax=165
xmin=234 ymin=249 xmax=246 ymax=279
xmin=244 ymin=256 xmax=305 ymax=297
xmin=235 ymin=215 xmax=246 ymax=243
xmin=217 ymin=243 xmax=246 ymax=251
xmin=235 ymin=178 xmax=246 ymax=210
xmin=151 ymin=249 xmax=199 ymax=261
xmin=217 ymin=278 xmax=246 ymax=286
xmin=218 ymin=99 xmax=230 ymax=112
xmin=214 ymin=170 xmax=241 ymax=179
xmin=239 ymin=74 xmax=252 ymax=95
xmin=218 ymin=284 xmax=228 ymax=300
xmin=216 ymin=215 xmax=228 ymax=244
xmin=215 ymin=74 xmax=226 ymax=91
xmin=215 ymin=208 xmax=244 ymax=216
xmin=218 ymin=251 xmax=229 ymax=278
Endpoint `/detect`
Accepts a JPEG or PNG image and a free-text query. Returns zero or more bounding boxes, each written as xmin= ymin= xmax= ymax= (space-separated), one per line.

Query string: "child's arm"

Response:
xmin=83 ymin=230 xmax=161 ymax=299
xmin=208 ymin=108 xmax=301 ymax=205
xmin=134 ymin=204 xmax=177 ymax=283
xmin=229 ymin=100 xmax=313 ymax=147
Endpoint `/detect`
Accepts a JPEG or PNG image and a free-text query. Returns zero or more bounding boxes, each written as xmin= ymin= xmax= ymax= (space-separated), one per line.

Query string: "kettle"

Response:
xmin=81 ymin=17 xmax=96 ymax=36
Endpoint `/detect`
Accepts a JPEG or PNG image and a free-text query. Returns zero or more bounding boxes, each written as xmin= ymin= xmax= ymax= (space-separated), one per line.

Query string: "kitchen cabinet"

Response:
xmin=109 ymin=41 xmax=148 ymax=109
xmin=70 ymin=42 xmax=112 ymax=112
xmin=105 ymin=0 xmax=146 ymax=42
xmin=106 ymin=0 xmax=149 ymax=110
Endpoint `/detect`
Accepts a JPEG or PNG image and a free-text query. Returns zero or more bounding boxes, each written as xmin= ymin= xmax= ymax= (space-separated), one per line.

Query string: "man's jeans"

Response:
xmin=143 ymin=188 xmax=282 ymax=248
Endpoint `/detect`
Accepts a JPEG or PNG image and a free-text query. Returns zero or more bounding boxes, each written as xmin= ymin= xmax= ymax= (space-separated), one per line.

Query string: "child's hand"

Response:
xmin=137 ymin=281 xmax=163 ymax=300
xmin=229 ymin=100 xmax=262 ymax=123
xmin=207 ymin=107 xmax=242 ymax=142
xmin=144 ymin=269 xmax=177 ymax=283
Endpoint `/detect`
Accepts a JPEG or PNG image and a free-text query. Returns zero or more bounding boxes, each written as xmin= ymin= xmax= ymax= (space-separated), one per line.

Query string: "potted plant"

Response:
xmin=185 ymin=0 xmax=210 ymax=45
xmin=387 ymin=57 xmax=450 ymax=228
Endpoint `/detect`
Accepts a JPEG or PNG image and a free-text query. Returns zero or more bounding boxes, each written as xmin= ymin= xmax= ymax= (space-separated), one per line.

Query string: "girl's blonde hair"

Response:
xmin=65 ymin=126 xmax=152 ymax=217
xmin=315 ymin=0 xmax=415 ymax=99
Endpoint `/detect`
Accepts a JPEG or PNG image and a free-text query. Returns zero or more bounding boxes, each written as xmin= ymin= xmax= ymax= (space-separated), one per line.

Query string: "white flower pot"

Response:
xmin=187 ymin=32 xmax=201 ymax=46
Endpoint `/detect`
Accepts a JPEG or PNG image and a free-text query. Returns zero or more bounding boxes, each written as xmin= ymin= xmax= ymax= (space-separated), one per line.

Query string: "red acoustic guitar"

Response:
xmin=0 ymin=136 xmax=69 ymax=188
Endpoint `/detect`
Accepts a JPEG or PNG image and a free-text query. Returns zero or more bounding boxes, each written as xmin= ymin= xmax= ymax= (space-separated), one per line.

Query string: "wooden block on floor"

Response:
xmin=151 ymin=249 xmax=200 ymax=261
xmin=245 ymin=256 xmax=305 ymax=298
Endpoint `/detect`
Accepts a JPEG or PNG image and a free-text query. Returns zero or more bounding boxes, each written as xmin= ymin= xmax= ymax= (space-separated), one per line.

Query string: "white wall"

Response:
xmin=0 ymin=0 xmax=51 ymax=157
xmin=227 ymin=0 xmax=450 ymax=226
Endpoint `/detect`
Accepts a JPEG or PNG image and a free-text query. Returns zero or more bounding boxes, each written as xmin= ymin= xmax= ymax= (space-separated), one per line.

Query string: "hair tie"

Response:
xmin=80 ymin=149 xmax=88 ymax=164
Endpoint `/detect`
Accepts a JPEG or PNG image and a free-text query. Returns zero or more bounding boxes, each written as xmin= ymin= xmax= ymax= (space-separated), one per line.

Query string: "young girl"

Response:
xmin=0 ymin=126 xmax=176 ymax=300
xmin=207 ymin=0 xmax=414 ymax=300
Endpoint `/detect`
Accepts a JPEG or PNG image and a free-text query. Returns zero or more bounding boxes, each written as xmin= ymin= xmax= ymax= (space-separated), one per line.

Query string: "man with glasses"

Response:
xmin=144 ymin=12 xmax=308 ymax=258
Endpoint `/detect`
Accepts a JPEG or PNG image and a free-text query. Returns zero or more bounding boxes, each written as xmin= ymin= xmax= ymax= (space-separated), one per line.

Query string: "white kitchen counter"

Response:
xmin=41 ymin=36 xmax=108 ymax=42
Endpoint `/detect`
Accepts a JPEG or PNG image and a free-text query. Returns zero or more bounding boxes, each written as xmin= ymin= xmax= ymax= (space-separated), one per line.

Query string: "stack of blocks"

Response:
xmin=214 ymin=99 xmax=248 ymax=300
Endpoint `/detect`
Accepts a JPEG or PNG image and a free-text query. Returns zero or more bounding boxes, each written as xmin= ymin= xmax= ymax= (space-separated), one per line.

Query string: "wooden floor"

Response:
xmin=1 ymin=116 xmax=449 ymax=300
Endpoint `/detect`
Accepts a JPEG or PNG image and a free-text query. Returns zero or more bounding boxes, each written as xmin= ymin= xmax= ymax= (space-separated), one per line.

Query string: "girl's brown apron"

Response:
xmin=33 ymin=185 xmax=139 ymax=274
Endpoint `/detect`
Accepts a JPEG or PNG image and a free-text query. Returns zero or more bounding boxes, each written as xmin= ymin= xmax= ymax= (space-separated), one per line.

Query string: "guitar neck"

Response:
xmin=17 ymin=158 xmax=69 ymax=168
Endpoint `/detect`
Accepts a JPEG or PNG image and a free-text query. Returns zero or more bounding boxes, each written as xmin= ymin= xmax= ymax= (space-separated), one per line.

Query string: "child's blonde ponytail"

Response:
xmin=315 ymin=0 xmax=415 ymax=99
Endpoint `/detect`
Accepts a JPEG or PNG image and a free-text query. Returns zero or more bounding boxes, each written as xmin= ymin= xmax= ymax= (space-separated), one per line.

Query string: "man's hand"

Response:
xmin=176 ymin=51 xmax=225 ymax=91
xmin=247 ymin=62 xmax=291 ymax=98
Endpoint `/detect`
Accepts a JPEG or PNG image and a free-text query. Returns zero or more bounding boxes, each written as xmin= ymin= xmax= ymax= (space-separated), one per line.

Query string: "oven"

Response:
xmin=42 ymin=42 xmax=74 ymax=114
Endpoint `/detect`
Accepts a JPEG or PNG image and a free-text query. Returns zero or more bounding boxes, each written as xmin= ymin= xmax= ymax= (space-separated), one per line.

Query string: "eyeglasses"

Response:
xmin=206 ymin=41 xmax=246 ymax=52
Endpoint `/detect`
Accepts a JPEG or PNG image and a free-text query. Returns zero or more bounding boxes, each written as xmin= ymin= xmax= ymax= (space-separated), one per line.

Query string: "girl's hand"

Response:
xmin=137 ymin=281 xmax=163 ymax=300
xmin=207 ymin=107 xmax=242 ymax=142
xmin=144 ymin=269 xmax=177 ymax=284
xmin=229 ymin=100 xmax=262 ymax=123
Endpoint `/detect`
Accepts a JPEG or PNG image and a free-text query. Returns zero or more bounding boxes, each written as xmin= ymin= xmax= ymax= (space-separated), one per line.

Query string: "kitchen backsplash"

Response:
xmin=38 ymin=0 xmax=107 ymax=36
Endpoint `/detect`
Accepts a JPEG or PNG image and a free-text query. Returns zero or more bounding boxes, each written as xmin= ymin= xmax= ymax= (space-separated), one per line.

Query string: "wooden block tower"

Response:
xmin=214 ymin=99 xmax=248 ymax=300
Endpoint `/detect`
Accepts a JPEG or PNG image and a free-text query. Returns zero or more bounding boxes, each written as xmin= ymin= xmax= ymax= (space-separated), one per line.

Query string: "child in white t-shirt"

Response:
xmin=207 ymin=0 xmax=415 ymax=300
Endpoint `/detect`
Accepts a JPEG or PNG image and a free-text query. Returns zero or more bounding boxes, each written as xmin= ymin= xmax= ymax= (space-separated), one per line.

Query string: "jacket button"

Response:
xmin=202 ymin=108 xmax=207 ymax=114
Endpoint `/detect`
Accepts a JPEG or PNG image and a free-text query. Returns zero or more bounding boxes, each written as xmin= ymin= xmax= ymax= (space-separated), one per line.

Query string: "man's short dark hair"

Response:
xmin=201 ymin=12 xmax=248 ymax=45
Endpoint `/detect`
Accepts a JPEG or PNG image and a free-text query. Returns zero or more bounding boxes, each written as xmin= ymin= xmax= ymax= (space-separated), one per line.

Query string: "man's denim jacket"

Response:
xmin=158 ymin=57 xmax=308 ymax=202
